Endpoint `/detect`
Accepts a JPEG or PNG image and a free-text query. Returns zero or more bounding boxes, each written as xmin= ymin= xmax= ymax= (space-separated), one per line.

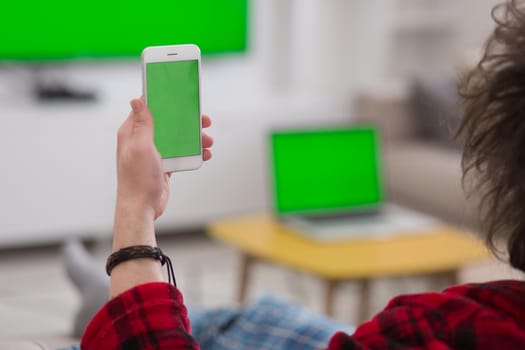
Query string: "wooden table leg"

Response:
xmin=445 ymin=269 xmax=459 ymax=286
xmin=431 ymin=269 xmax=460 ymax=287
xmin=358 ymin=279 xmax=371 ymax=323
xmin=238 ymin=253 xmax=254 ymax=305
xmin=324 ymin=279 xmax=339 ymax=317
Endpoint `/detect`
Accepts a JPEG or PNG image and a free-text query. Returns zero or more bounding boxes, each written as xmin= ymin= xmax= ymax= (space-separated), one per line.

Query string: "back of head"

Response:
xmin=458 ymin=0 xmax=525 ymax=272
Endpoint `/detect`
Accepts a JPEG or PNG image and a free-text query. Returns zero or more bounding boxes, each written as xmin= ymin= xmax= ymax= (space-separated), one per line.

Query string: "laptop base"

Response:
xmin=280 ymin=205 xmax=437 ymax=241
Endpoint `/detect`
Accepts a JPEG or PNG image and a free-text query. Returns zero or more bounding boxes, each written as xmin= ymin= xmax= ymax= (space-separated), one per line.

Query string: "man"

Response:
xmin=82 ymin=1 xmax=525 ymax=348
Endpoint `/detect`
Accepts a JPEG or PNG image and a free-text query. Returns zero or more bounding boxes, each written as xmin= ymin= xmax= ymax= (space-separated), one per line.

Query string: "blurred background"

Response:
xmin=0 ymin=0 xmax=520 ymax=347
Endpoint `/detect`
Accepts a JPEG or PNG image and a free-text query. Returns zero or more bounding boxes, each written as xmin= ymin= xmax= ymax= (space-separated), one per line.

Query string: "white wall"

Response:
xmin=457 ymin=0 xmax=499 ymax=49
xmin=385 ymin=0 xmax=499 ymax=79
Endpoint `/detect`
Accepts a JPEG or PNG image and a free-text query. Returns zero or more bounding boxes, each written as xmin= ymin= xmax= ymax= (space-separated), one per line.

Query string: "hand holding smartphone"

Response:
xmin=142 ymin=44 xmax=203 ymax=172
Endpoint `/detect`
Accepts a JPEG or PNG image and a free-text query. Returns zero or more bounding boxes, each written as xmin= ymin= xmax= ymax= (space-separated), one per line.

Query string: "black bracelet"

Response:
xmin=106 ymin=245 xmax=177 ymax=286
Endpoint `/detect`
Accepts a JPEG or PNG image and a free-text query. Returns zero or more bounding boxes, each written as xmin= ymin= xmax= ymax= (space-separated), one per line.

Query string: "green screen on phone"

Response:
xmin=146 ymin=60 xmax=201 ymax=158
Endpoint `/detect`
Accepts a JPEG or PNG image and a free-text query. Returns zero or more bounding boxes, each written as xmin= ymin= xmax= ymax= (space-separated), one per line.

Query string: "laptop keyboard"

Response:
xmin=300 ymin=210 xmax=382 ymax=223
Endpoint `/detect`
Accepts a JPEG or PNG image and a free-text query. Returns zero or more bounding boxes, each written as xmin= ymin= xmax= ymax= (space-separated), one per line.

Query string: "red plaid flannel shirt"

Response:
xmin=82 ymin=280 xmax=525 ymax=349
xmin=81 ymin=282 xmax=198 ymax=349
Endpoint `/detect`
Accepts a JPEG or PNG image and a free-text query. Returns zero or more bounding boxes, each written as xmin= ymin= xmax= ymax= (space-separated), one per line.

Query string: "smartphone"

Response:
xmin=142 ymin=44 xmax=202 ymax=172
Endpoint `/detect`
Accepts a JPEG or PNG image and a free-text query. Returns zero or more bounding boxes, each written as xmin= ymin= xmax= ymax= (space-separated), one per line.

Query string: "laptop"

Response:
xmin=268 ymin=126 xmax=436 ymax=241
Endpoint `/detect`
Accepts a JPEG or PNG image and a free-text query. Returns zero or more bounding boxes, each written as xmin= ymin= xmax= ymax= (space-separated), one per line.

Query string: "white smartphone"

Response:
xmin=142 ymin=44 xmax=203 ymax=172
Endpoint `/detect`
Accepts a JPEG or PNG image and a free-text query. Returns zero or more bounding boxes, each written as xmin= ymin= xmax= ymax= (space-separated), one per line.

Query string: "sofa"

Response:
xmin=354 ymin=79 xmax=480 ymax=232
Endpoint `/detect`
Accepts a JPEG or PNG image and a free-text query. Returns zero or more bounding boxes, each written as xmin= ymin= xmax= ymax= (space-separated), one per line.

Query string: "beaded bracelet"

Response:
xmin=106 ymin=245 xmax=176 ymax=286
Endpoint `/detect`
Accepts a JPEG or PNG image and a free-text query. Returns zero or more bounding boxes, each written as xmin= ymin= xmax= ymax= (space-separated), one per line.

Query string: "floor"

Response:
xmin=0 ymin=232 xmax=522 ymax=347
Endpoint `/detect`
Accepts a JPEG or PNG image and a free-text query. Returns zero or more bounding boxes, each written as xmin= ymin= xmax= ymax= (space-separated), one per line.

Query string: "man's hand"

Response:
xmin=116 ymin=98 xmax=213 ymax=221
xmin=109 ymin=98 xmax=213 ymax=296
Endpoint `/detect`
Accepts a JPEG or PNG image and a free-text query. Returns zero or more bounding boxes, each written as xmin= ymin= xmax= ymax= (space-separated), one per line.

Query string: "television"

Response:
xmin=1 ymin=0 xmax=248 ymax=61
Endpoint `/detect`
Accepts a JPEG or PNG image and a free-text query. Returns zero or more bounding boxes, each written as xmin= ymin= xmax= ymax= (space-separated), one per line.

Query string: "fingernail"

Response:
xmin=131 ymin=100 xmax=143 ymax=113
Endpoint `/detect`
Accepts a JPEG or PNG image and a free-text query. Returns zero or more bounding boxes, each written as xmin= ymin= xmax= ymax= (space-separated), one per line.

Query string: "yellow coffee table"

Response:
xmin=208 ymin=213 xmax=489 ymax=321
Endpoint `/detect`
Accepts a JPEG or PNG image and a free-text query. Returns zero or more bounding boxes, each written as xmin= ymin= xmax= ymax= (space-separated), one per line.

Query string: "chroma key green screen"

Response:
xmin=0 ymin=0 xmax=248 ymax=60
xmin=270 ymin=128 xmax=384 ymax=215
xmin=146 ymin=60 xmax=201 ymax=158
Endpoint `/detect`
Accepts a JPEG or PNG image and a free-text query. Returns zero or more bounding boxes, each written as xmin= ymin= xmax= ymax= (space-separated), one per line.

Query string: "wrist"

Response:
xmin=113 ymin=200 xmax=157 ymax=251
xmin=109 ymin=259 xmax=164 ymax=298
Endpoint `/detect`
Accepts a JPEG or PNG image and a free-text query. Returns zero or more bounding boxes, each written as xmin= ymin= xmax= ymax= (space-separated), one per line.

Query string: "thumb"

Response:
xmin=130 ymin=98 xmax=154 ymax=139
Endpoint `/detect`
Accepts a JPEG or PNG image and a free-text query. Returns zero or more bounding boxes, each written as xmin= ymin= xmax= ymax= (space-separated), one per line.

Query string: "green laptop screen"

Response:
xmin=270 ymin=128 xmax=383 ymax=215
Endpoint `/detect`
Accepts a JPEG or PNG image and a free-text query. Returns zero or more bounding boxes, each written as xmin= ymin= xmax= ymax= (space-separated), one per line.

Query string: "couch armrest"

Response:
xmin=384 ymin=141 xmax=480 ymax=230
xmin=354 ymin=81 xmax=419 ymax=144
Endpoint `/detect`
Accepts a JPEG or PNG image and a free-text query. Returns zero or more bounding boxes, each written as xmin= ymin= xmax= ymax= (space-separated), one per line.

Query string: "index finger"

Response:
xmin=202 ymin=114 xmax=212 ymax=128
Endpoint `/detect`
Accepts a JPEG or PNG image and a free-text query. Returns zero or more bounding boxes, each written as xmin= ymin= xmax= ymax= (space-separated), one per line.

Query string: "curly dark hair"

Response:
xmin=458 ymin=0 xmax=525 ymax=272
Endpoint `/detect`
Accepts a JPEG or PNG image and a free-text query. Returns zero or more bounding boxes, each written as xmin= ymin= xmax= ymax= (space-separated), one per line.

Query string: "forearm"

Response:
xmin=109 ymin=200 xmax=165 ymax=298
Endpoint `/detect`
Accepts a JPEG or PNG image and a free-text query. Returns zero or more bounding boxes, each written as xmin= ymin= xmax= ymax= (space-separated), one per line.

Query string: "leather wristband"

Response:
xmin=106 ymin=245 xmax=176 ymax=286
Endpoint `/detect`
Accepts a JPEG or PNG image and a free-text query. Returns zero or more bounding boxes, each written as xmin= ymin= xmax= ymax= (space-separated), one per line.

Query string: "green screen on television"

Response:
xmin=270 ymin=127 xmax=383 ymax=215
xmin=0 ymin=0 xmax=248 ymax=60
